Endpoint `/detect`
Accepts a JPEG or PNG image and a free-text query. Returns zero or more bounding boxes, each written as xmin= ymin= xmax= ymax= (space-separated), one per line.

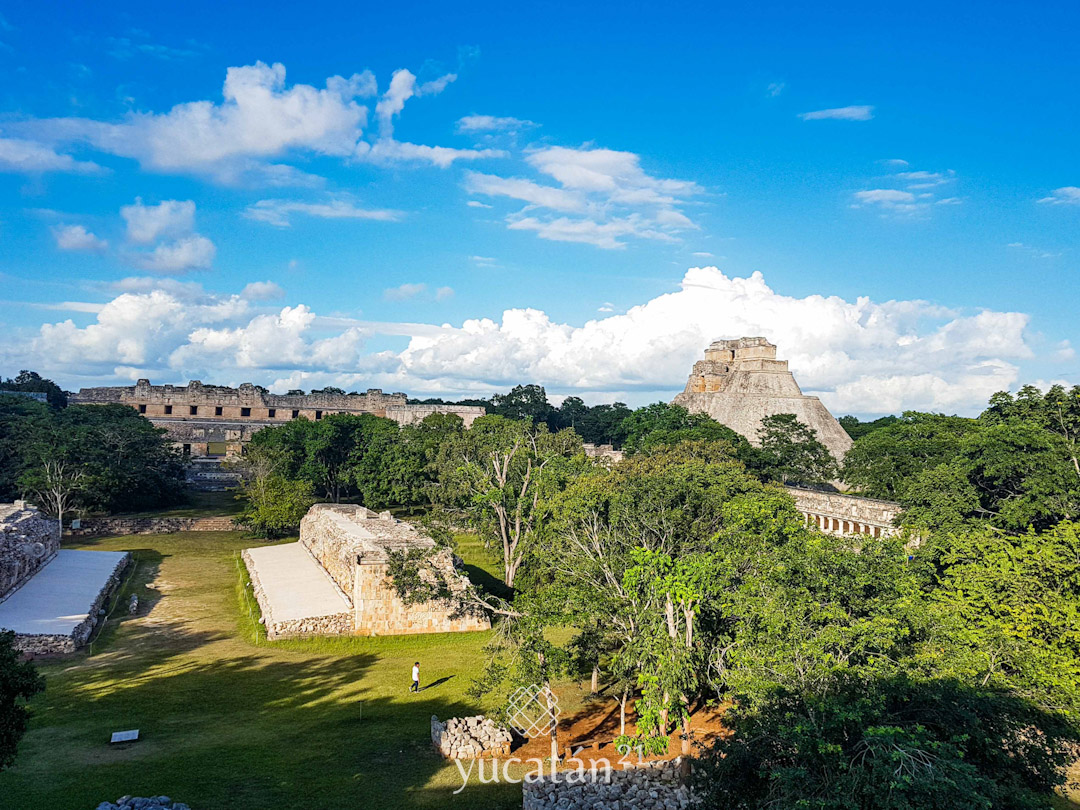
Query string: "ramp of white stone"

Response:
xmin=0 ymin=549 xmax=129 ymax=636
xmin=244 ymin=542 xmax=350 ymax=623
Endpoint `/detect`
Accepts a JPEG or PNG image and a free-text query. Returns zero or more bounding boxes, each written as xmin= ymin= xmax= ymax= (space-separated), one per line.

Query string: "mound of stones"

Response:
xmin=523 ymin=758 xmax=692 ymax=810
xmin=95 ymin=797 xmax=191 ymax=810
xmin=431 ymin=714 xmax=513 ymax=759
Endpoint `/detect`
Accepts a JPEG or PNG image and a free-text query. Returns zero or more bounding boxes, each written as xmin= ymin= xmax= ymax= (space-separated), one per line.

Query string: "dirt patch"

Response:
xmin=513 ymin=691 xmax=729 ymax=767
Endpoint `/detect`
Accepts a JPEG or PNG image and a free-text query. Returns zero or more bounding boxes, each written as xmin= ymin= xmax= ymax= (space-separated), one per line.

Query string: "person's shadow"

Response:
xmin=420 ymin=675 xmax=455 ymax=691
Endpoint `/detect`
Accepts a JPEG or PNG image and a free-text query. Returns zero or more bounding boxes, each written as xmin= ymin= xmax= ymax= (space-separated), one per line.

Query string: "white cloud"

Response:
xmin=1038 ymin=186 xmax=1080 ymax=205
xmin=0 ymin=137 xmax=102 ymax=174
xmin=456 ymin=114 xmax=536 ymax=133
xmin=357 ymin=139 xmax=505 ymax=168
xmin=52 ymin=224 xmax=107 ymax=252
xmin=244 ymin=197 xmax=403 ymax=227
xmin=882 ymin=158 xmax=909 ymax=168
xmin=136 ymin=234 xmax=216 ymax=273
xmin=853 ymin=164 xmax=959 ymax=216
xmin=467 ymin=200 xmax=492 ymax=208
xmin=374 ymin=68 xmax=455 ymax=137
xmin=467 ymin=146 xmax=702 ymax=249
xmin=766 ymin=82 xmax=785 ymax=97
xmin=799 ymin=105 xmax=874 ymax=121
xmin=121 ymin=198 xmax=195 ymax=244
xmin=1055 ymin=340 xmax=1075 ymax=361
xmin=6 ymin=268 xmax=1044 ymax=418
xmin=692 ymin=251 xmax=714 ymax=258
xmin=435 ymin=286 xmax=454 ymax=301
xmin=384 ymin=282 xmax=427 ymax=301
xmin=895 ymin=169 xmax=955 ymax=189
xmin=18 ymin=61 xmax=374 ymax=183
xmin=241 ymin=281 xmax=285 ymax=300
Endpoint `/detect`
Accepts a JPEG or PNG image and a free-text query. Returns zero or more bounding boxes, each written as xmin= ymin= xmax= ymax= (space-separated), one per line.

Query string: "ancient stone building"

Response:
xmin=71 ymin=379 xmax=486 ymax=458
xmin=243 ymin=504 xmax=490 ymax=639
xmin=672 ymin=337 xmax=853 ymax=461
xmin=0 ymin=501 xmax=129 ymax=654
xmin=785 ymin=486 xmax=901 ymax=538
xmin=0 ymin=501 xmax=60 ymax=600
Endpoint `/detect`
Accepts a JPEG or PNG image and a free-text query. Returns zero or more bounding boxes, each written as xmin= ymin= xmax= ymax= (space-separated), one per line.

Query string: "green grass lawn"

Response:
xmin=110 ymin=489 xmax=244 ymax=519
xmin=0 ymin=530 xmax=528 ymax=810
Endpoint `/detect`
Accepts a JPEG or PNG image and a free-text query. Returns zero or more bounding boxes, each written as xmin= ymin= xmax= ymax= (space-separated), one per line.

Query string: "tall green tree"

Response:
xmin=0 ymin=630 xmax=45 ymax=772
xmin=756 ymin=412 xmax=838 ymax=484
xmin=433 ymin=415 xmax=585 ymax=588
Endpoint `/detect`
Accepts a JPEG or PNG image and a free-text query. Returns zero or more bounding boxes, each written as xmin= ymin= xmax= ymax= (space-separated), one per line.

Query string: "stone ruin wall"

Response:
xmin=0 ymin=501 xmax=60 ymax=601
xmin=523 ymin=757 xmax=693 ymax=810
xmin=67 ymin=516 xmax=239 ymax=537
xmin=241 ymin=548 xmax=352 ymax=640
xmin=13 ymin=551 xmax=130 ymax=655
xmin=786 ymin=486 xmax=902 ymax=538
xmin=298 ymin=505 xmax=490 ymax=636
xmin=431 ymin=714 xmax=513 ymax=759
xmin=354 ymin=557 xmax=490 ymax=635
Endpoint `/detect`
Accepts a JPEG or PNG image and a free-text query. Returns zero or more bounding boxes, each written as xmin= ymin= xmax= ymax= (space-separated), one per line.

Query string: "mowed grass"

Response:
xmin=0 ymin=530 xmax=526 ymax=810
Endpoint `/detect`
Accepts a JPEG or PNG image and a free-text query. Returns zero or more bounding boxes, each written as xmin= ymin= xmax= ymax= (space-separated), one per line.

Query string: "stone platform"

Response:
xmin=242 ymin=543 xmax=352 ymax=638
xmin=0 ymin=549 xmax=130 ymax=653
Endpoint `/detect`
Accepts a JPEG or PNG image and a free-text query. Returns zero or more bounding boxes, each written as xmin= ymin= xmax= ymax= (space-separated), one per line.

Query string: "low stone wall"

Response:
xmin=96 ymin=796 xmax=193 ymax=810
xmin=14 ymin=551 xmax=131 ymax=655
xmin=523 ymin=757 xmax=692 ymax=810
xmin=68 ymin=516 xmax=240 ymax=537
xmin=431 ymin=714 xmax=512 ymax=759
xmin=354 ymin=560 xmax=491 ymax=636
xmin=240 ymin=548 xmax=352 ymax=640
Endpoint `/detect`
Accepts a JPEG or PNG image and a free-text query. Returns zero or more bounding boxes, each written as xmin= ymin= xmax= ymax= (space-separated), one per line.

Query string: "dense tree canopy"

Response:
xmin=0 ymin=631 xmax=45 ymax=773
xmin=0 ymin=396 xmax=184 ymax=514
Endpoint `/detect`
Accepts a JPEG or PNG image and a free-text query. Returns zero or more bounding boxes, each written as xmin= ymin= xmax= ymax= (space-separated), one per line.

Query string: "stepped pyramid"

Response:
xmin=672 ymin=337 xmax=853 ymax=461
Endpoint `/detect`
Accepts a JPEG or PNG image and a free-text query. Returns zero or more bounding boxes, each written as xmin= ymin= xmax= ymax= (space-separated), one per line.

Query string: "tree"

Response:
xmin=0 ymin=370 xmax=67 ymax=408
xmin=236 ymin=474 xmax=316 ymax=538
xmin=0 ymin=630 xmax=45 ymax=772
xmin=838 ymin=413 xmax=900 ymax=440
xmin=433 ymin=415 xmax=584 ymax=588
xmin=310 ymin=386 xmax=346 ymax=396
xmin=21 ymin=459 xmax=84 ymax=538
xmin=756 ymin=412 xmax=838 ymax=484
xmin=488 ymin=384 xmax=556 ymax=426
xmin=618 ymin=402 xmax=759 ymax=464
xmin=694 ymin=676 xmax=1080 ymax=810
xmin=841 ymin=412 xmax=977 ymax=500
xmin=915 ymin=521 xmax=1080 ymax=717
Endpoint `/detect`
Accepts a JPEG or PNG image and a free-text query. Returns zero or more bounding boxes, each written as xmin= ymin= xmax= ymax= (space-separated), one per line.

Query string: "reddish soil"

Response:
xmin=513 ymin=691 xmax=730 ymax=767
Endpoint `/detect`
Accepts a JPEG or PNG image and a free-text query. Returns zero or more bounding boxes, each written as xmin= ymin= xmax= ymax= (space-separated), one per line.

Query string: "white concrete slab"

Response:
xmin=244 ymin=542 xmax=350 ymax=621
xmin=0 ymin=549 xmax=128 ymax=636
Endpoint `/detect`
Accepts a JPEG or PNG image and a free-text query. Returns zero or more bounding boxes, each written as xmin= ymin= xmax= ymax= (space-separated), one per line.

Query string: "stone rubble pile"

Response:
xmin=95 ymin=796 xmax=191 ymax=810
xmin=431 ymin=714 xmax=513 ymax=759
xmin=523 ymin=757 xmax=693 ymax=810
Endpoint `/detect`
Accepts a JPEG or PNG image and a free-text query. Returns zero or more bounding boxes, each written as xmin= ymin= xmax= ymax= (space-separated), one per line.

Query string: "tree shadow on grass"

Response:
xmin=3 ymin=632 xmax=523 ymax=810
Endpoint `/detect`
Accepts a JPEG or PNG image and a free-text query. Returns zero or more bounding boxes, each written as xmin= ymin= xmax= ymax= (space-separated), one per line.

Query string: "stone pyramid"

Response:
xmin=672 ymin=337 xmax=853 ymax=462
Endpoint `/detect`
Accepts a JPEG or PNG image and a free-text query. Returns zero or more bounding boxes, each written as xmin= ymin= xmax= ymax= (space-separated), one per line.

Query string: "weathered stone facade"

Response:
xmin=431 ymin=714 xmax=513 ymax=759
xmin=71 ymin=379 xmax=486 ymax=458
xmin=0 ymin=501 xmax=60 ymax=601
xmin=244 ymin=504 xmax=490 ymax=640
xmin=672 ymin=337 xmax=853 ymax=462
xmin=523 ymin=757 xmax=692 ymax=810
xmin=786 ymin=486 xmax=902 ymax=538
xmin=300 ymin=504 xmax=490 ymax=636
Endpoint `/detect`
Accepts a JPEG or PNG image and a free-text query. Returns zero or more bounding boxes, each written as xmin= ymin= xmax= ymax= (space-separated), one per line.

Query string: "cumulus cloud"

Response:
xmin=0 ymin=137 xmax=102 ymax=174
xmin=6 ymin=268 xmax=1046 ymax=416
xmin=53 ymin=224 xmax=108 ymax=252
xmin=384 ymin=282 xmax=427 ymax=301
xmin=799 ymin=105 xmax=874 ymax=121
xmin=118 ymin=197 xmax=215 ymax=273
xmin=456 ymin=114 xmax=536 ymax=133
xmin=244 ymin=197 xmax=403 ymax=227
xmin=121 ymin=198 xmax=195 ymax=244
xmin=241 ymin=281 xmax=285 ymax=300
xmin=466 ymin=146 xmax=702 ymax=249
xmin=1039 ymin=186 xmax=1080 ymax=205
xmin=136 ymin=234 xmax=216 ymax=273
xmin=18 ymin=62 xmax=372 ymax=183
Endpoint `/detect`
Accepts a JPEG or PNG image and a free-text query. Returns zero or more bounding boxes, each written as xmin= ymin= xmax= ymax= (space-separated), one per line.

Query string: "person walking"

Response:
xmin=411 ymin=661 xmax=420 ymax=693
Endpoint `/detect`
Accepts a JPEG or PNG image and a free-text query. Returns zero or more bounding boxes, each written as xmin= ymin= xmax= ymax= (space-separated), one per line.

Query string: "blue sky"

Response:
xmin=1 ymin=0 xmax=1077 ymax=416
